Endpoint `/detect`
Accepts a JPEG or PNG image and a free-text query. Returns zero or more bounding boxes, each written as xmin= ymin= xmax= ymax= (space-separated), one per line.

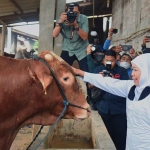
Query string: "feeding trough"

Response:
xmin=32 ymin=111 xmax=115 ymax=150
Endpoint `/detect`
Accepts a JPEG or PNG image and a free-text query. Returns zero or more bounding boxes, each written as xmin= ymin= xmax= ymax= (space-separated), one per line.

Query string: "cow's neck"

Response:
xmin=0 ymin=84 xmax=63 ymax=150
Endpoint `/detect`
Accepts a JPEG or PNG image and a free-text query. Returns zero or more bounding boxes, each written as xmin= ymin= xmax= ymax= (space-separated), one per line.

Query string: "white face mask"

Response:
xmin=119 ymin=62 xmax=131 ymax=69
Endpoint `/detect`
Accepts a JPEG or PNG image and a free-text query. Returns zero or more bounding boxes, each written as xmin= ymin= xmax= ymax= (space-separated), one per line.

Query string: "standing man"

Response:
xmin=90 ymin=50 xmax=129 ymax=150
xmin=53 ymin=3 xmax=89 ymax=71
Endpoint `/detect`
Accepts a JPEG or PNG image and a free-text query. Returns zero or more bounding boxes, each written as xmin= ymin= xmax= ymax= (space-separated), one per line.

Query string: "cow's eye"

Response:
xmin=63 ymin=77 xmax=69 ymax=81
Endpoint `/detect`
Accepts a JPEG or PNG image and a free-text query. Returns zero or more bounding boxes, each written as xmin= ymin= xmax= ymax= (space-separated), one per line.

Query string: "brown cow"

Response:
xmin=0 ymin=50 xmax=90 ymax=150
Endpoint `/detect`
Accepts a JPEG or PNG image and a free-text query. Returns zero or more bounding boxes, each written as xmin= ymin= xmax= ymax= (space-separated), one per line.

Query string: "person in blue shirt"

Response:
xmin=89 ymin=50 xmax=129 ymax=150
xmin=103 ymin=28 xmax=115 ymax=51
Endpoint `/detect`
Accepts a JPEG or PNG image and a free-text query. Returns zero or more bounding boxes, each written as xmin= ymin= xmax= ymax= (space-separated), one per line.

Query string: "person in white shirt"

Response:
xmin=72 ymin=53 xmax=150 ymax=150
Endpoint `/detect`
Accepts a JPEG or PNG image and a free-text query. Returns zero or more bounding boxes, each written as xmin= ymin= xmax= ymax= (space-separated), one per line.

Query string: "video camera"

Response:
xmin=67 ymin=4 xmax=77 ymax=23
xmin=102 ymin=61 xmax=112 ymax=77
xmin=90 ymin=31 xmax=99 ymax=51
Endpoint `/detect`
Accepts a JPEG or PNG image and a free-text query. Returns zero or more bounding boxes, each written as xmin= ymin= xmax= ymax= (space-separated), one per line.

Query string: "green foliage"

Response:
xmin=33 ymin=40 xmax=38 ymax=51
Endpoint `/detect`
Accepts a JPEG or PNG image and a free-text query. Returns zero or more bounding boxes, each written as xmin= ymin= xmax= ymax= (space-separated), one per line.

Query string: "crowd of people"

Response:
xmin=53 ymin=3 xmax=150 ymax=150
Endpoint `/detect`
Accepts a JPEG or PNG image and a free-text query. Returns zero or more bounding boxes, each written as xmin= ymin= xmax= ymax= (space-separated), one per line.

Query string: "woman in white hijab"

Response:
xmin=73 ymin=54 xmax=150 ymax=150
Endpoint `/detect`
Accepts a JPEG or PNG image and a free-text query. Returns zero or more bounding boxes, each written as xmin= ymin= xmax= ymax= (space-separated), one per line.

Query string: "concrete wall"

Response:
xmin=111 ymin=0 xmax=150 ymax=51
xmin=38 ymin=0 xmax=55 ymax=53
xmin=53 ymin=0 xmax=66 ymax=56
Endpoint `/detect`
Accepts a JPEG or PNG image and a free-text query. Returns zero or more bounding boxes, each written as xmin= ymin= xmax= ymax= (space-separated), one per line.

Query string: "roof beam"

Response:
xmin=10 ymin=0 xmax=23 ymax=14
xmin=0 ymin=12 xmax=38 ymax=20
xmin=0 ymin=20 xmax=6 ymax=25
xmin=79 ymin=2 xmax=92 ymax=6
xmin=12 ymin=29 xmax=38 ymax=40
xmin=79 ymin=0 xmax=102 ymax=7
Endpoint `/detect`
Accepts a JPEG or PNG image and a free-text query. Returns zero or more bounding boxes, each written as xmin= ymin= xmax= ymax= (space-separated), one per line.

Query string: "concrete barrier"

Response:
xmin=32 ymin=111 xmax=116 ymax=150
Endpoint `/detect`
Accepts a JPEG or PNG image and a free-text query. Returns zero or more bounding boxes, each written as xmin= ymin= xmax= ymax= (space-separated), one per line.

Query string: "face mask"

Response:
xmin=94 ymin=55 xmax=104 ymax=63
xmin=119 ymin=62 xmax=131 ymax=69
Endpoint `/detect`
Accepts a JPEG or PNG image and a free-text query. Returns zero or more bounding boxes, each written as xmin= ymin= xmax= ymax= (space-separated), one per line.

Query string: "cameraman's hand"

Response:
xmin=108 ymin=28 xmax=114 ymax=40
xmin=115 ymin=45 xmax=122 ymax=53
xmin=86 ymin=44 xmax=92 ymax=55
xmin=110 ymin=73 xmax=115 ymax=78
xmin=129 ymin=47 xmax=137 ymax=58
xmin=109 ymin=28 xmax=114 ymax=36
xmin=143 ymin=36 xmax=150 ymax=46
xmin=99 ymin=72 xmax=104 ymax=77
xmin=59 ymin=13 xmax=67 ymax=23
xmin=65 ymin=19 xmax=78 ymax=28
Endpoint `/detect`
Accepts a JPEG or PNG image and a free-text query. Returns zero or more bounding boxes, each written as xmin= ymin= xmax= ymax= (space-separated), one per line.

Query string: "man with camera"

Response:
xmin=53 ymin=3 xmax=89 ymax=71
xmin=89 ymin=50 xmax=129 ymax=150
xmin=103 ymin=28 xmax=118 ymax=51
xmin=86 ymin=44 xmax=105 ymax=73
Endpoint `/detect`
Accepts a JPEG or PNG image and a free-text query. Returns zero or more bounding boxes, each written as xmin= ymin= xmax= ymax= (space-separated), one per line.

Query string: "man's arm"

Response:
xmin=103 ymin=28 xmax=114 ymax=50
xmin=86 ymin=45 xmax=96 ymax=72
xmin=103 ymin=39 xmax=111 ymax=50
xmin=53 ymin=25 xmax=62 ymax=38
xmin=53 ymin=13 xmax=67 ymax=38
xmin=74 ymin=23 xmax=88 ymax=40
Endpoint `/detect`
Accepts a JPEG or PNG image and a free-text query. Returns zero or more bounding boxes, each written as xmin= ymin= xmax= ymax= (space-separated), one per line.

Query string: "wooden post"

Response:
xmin=0 ymin=23 xmax=6 ymax=56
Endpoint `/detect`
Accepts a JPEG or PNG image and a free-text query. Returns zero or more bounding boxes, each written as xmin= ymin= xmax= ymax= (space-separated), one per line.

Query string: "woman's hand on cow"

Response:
xmin=71 ymin=67 xmax=85 ymax=77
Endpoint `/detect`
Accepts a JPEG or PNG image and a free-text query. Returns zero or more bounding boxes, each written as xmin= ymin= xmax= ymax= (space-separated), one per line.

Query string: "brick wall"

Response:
xmin=111 ymin=0 xmax=150 ymax=51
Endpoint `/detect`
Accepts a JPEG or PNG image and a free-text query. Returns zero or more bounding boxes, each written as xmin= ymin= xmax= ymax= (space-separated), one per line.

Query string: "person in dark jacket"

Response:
xmin=86 ymin=44 xmax=105 ymax=73
xmin=91 ymin=50 xmax=129 ymax=150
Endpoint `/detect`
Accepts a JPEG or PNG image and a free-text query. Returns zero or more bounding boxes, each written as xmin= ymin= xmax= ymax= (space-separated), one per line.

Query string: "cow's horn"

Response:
xmin=45 ymin=54 xmax=53 ymax=61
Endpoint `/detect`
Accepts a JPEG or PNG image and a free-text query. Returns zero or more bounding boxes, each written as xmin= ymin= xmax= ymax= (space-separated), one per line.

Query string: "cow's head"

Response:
xmin=0 ymin=51 xmax=91 ymax=150
xmin=28 ymin=50 xmax=90 ymax=125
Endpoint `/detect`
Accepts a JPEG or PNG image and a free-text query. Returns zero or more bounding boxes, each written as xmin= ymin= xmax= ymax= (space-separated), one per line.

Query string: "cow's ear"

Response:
xmin=36 ymin=73 xmax=53 ymax=94
xmin=28 ymin=68 xmax=53 ymax=94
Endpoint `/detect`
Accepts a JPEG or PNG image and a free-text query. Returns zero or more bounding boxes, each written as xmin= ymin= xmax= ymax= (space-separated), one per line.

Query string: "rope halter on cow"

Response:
xmin=26 ymin=54 xmax=90 ymax=150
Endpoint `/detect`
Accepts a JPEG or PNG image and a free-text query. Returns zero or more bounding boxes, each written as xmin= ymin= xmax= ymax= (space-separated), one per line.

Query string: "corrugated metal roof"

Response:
xmin=0 ymin=0 xmax=40 ymax=25
xmin=0 ymin=0 xmax=111 ymax=25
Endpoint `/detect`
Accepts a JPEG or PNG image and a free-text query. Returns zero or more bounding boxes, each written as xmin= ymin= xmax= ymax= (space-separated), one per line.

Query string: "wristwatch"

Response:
xmin=56 ymin=22 xmax=63 ymax=27
xmin=74 ymin=27 xmax=79 ymax=31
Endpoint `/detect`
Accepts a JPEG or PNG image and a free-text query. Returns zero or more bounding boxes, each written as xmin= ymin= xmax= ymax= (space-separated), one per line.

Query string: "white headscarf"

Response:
xmin=131 ymin=54 xmax=150 ymax=100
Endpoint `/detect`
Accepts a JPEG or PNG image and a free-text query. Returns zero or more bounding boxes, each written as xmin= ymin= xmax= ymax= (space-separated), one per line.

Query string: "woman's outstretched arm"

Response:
xmin=72 ymin=67 xmax=131 ymax=98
